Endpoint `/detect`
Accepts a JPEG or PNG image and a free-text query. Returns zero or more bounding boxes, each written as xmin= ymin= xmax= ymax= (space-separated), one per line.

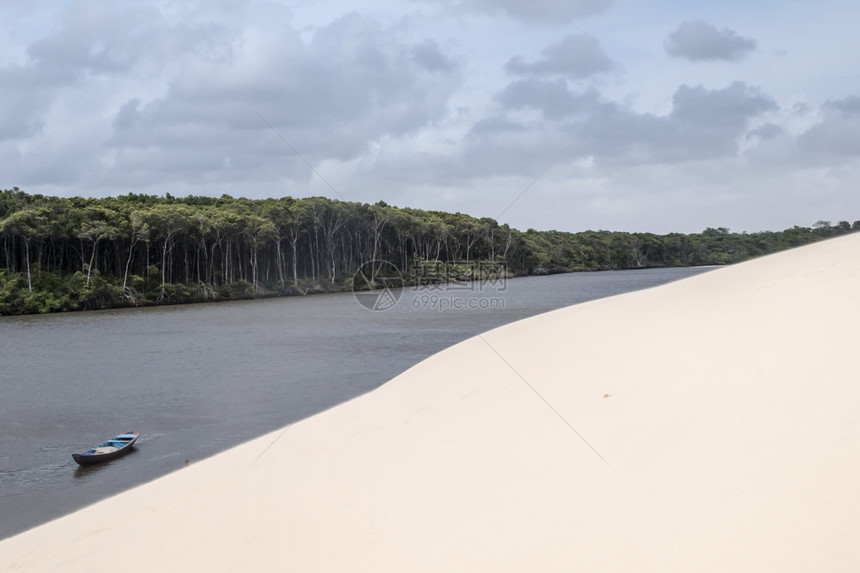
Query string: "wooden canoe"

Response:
xmin=72 ymin=432 xmax=139 ymax=465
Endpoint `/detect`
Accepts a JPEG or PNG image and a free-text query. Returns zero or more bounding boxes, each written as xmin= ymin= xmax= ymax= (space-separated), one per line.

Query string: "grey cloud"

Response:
xmin=665 ymin=21 xmax=757 ymax=62
xmin=598 ymin=82 xmax=776 ymax=163
xmin=106 ymin=13 xmax=462 ymax=175
xmin=470 ymin=116 xmax=529 ymax=136
xmin=1 ymin=3 xmax=231 ymax=141
xmin=0 ymin=67 xmax=51 ymax=139
xmin=460 ymin=80 xmax=777 ymax=179
xmin=25 ymin=4 xmax=226 ymax=74
xmin=798 ymin=95 xmax=860 ymax=157
xmin=792 ymin=102 xmax=812 ymax=115
xmin=824 ymin=96 xmax=860 ymax=114
xmin=747 ymin=123 xmax=783 ymax=140
xmin=4 ymin=3 xmax=462 ymax=194
xmin=506 ymin=35 xmax=614 ymax=78
xmin=25 ymin=5 xmax=137 ymax=73
xmin=112 ymin=99 xmax=142 ymax=130
xmin=670 ymin=82 xmax=775 ymax=131
xmin=296 ymin=79 xmax=790 ymax=222
xmin=420 ymin=0 xmax=610 ymax=23
xmin=410 ymin=40 xmax=457 ymax=73
xmin=466 ymin=0 xmax=610 ymax=23
xmin=496 ymin=79 xmax=602 ymax=118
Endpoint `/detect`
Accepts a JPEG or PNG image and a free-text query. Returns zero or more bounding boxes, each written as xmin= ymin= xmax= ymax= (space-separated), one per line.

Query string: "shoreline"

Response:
xmin=0 ymin=264 xmax=716 ymax=320
xmin=0 ymin=262 xmax=717 ymax=318
xmin=2 ymin=234 xmax=859 ymax=571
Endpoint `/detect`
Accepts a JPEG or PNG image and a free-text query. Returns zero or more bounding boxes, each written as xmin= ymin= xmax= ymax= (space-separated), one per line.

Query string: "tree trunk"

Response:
xmin=86 ymin=240 xmax=98 ymax=285
xmin=122 ymin=236 xmax=138 ymax=292
xmin=275 ymin=239 xmax=285 ymax=285
xmin=24 ymin=238 xmax=32 ymax=291
xmin=290 ymin=237 xmax=299 ymax=287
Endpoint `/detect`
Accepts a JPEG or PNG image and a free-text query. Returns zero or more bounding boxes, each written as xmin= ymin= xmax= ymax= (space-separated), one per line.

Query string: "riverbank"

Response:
xmin=2 ymin=233 xmax=859 ymax=571
xmin=3 ymin=189 xmax=855 ymax=316
xmin=0 ymin=260 xmax=513 ymax=315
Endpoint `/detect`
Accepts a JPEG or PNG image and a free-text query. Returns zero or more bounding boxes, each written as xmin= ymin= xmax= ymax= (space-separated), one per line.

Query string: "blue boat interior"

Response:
xmin=84 ymin=440 xmax=128 ymax=453
xmin=76 ymin=433 xmax=137 ymax=457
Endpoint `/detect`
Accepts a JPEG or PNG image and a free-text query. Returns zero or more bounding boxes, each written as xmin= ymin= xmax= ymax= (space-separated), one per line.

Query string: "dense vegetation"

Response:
xmin=1 ymin=187 xmax=857 ymax=314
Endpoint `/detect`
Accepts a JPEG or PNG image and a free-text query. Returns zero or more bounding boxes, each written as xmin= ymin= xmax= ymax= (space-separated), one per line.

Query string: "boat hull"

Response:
xmin=72 ymin=432 xmax=139 ymax=466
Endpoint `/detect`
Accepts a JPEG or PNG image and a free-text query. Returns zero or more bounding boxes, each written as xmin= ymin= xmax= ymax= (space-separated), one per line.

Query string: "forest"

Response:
xmin=1 ymin=187 xmax=857 ymax=315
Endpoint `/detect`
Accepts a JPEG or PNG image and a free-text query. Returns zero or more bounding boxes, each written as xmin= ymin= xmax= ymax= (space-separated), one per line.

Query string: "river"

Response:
xmin=0 ymin=267 xmax=711 ymax=539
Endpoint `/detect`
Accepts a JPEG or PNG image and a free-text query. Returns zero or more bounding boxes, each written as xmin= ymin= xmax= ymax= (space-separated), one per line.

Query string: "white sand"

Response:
xmin=3 ymin=233 xmax=860 ymax=572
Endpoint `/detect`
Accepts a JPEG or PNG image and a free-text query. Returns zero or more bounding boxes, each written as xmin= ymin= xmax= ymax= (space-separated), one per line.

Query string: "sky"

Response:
xmin=2 ymin=0 xmax=859 ymax=233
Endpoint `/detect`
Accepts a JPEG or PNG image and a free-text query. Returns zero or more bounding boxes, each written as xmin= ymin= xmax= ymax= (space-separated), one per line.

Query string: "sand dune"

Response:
xmin=3 ymin=233 xmax=860 ymax=572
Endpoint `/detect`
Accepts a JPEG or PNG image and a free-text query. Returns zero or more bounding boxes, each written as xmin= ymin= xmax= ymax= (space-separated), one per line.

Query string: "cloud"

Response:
xmin=410 ymin=40 xmax=458 ymax=73
xmin=747 ymin=123 xmax=783 ymax=141
xmin=365 ymin=79 xmax=780 ymax=204
xmin=0 ymin=2 xmax=233 ymax=141
xmin=824 ymin=96 xmax=860 ymax=114
xmin=496 ymin=79 xmax=602 ymax=118
xmin=798 ymin=96 xmax=860 ymax=158
xmin=4 ymin=0 xmax=859 ymax=235
xmin=0 ymin=66 xmax=52 ymax=139
xmin=469 ymin=0 xmax=610 ymax=23
xmin=665 ymin=21 xmax=757 ymax=62
xmin=3 ymin=4 xmax=464 ymax=195
xmin=669 ymin=82 xmax=775 ymax=130
xmin=505 ymin=34 xmax=614 ymax=78
xmin=422 ymin=0 xmax=611 ymax=24
xmin=107 ymin=14 xmax=461 ymax=164
xmin=485 ymin=80 xmax=776 ymax=168
xmin=604 ymin=82 xmax=776 ymax=164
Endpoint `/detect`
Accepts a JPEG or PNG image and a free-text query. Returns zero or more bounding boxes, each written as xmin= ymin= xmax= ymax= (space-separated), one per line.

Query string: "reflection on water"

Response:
xmin=0 ymin=267 xmax=712 ymax=539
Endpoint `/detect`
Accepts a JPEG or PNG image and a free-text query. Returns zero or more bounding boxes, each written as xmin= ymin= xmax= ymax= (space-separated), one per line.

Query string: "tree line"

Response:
xmin=1 ymin=187 xmax=857 ymax=314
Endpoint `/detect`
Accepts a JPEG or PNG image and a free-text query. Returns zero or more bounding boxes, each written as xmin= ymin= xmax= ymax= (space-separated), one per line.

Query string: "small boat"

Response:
xmin=72 ymin=431 xmax=139 ymax=465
